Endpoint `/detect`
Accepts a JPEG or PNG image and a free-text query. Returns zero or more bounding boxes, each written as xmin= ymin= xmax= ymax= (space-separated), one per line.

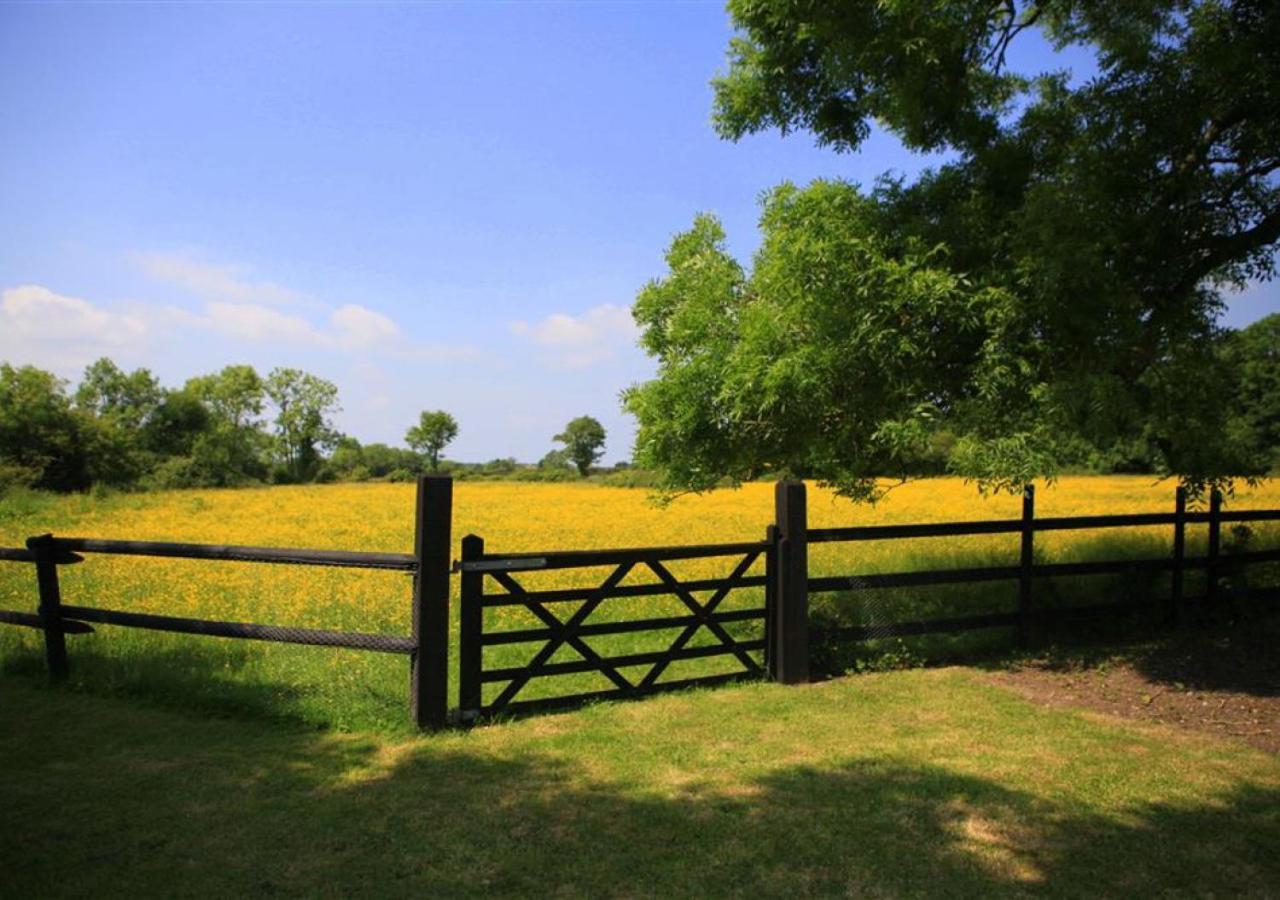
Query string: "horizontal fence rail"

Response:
xmin=458 ymin=535 xmax=771 ymax=719
xmin=455 ymin=540 xmax=769 ymax=573
xmin=50 ymin=537 xmax=417 ymax=570
xmin=804 ymin=486 xmax=1280 ymax=652
xmin=59 ymin=605 xmax=417 ymax=654
xmin=0 ymin=475 xmax=455 ymax=729
xmin=807 ymin=509 xmax=1280 ymax=544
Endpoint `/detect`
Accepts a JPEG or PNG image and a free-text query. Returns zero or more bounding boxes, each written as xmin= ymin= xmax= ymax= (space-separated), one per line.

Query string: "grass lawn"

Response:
xmin=4 ymin=665 xmax=1279 ymax=898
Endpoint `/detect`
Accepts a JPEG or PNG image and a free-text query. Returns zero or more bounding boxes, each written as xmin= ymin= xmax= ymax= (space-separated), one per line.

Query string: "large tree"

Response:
xmin=264 ymin=368 xmax=340 ymax=483
xmin=628 ymin=0 xmax=1279 ymax=499
xmin=405 ymin=410 xmax=459 ymax=472
xmin=555 ymin=416 xmax=607 ymax=476
xmin=185 ymin=365 xmax=269 ymax=486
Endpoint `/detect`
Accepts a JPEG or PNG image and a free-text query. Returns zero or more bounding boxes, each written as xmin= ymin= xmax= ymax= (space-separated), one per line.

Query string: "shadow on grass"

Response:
xmin=3 ymin=691 xmax=1277 ymax=898
xmin=0 ymin=632 xmax=413 ymax=733
xmin=812 ymin=526 xmax=1280 ymax=687
xmin=1000 ymin=607 xmax=1280 ymax=699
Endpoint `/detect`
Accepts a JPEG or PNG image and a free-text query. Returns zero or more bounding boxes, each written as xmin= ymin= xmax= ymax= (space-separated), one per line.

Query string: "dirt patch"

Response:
xmin=985 ymin=619 xmax=1280 ymax=754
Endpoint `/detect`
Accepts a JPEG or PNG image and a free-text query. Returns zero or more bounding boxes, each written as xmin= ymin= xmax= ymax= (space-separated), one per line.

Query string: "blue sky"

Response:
xmin=2 ymin=2 xmax=1276 ymax=463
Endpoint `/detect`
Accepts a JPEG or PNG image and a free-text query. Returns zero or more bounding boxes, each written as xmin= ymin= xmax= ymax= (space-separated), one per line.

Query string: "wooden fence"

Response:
xmin=2 ymin=476 xmax=1278 ymax=727
xmin=0 ymin=476 xmax=454 ymax=728
xmin=799 ymin=484 xmax=1280 ymax=655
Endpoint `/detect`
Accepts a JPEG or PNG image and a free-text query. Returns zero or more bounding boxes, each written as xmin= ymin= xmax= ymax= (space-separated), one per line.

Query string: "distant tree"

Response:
xmin=186 ymin=365 xmax=268 ymax=485
xmin=1223 ymin=314 xmax=1280 ymax=470
xmin=538 ymin=448 xmax=573 ymax=471
xmin=264 ymin=368 xmax=340 ymax=482
xmin=75 ymin=358 xmax=162 ymax=431
xmin=554 ymin=416 xmax=607 ymax=476
xmin=141 ymin=388 xmax=211 ymax=459
xmin=405 ymin=410 xmax=458 ymax=472
xmin=0 ymin=363 xmax=88 ymax=491
xmin=73 ymin=358 xmax=167 ymax=485
xmin=186 ymin=365 xmax=264 ymax=431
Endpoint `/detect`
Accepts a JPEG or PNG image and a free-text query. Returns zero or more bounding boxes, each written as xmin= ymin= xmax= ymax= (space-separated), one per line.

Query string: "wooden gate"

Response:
xmin=456 ymin=536 xmax=774 ymax=719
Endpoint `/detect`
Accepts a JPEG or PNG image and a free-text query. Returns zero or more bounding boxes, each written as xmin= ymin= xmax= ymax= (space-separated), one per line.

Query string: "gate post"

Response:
xmin=1169 ymin=486 xmax=1186 ymax=627
xmin=458 ymin=533 xmax=484 ymax=723
xmin=27 ymin=533 xmax=68 ymax=681
xmin=411 ymin=475 xmax=452 ymax=730
xmin=773 ymin=480 xmax=809 ymax=684
xmin=1017 ymin=485 xmax=1036 ymax=648
xmin=1205 ymin=488 xmax=1222 ymax=620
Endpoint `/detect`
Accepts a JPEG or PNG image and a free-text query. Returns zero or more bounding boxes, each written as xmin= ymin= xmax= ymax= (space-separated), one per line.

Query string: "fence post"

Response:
xmin=1169 ymin=486 xmax=1186 ymax=627
xmin=763 ymin=524 xmax=778 ymax=680
xmin=27 ymin=533 xmax=68 ymax=681
xmin=773 ymin=480 xmax=809 ymax=684
xmin=1205 ymin=488 xmax=1222 ymax=619
xmin=458 ymin=533 xmax=484 ymax=723
xmin=411 ymin=475 xmax=452 ymax=730
xmin=1017 ymin=485 xmax=1036 ymax=649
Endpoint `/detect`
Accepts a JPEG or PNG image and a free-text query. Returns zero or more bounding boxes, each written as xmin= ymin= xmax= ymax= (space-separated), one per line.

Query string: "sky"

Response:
xmin=2 ymin=2 xmax=1277 ymax=464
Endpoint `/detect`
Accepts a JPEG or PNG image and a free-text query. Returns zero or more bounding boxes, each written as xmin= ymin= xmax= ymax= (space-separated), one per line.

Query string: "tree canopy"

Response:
xmin=264 ymin=368 xmax=341 ymax=483
xmin=555 ymin=416 xmax=608 ymax=476
xmin=405 ymin=410 xmax=459 ymax=472
xmin=627 ymin=0 xmax=1279 ymax=500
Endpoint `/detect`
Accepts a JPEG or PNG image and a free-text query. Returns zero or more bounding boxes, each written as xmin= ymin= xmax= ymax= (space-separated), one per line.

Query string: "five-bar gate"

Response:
xmin=456 ymin=535 xmax=773 ymax=719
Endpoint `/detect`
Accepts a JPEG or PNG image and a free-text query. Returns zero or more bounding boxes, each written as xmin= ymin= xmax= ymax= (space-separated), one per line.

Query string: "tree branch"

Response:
xmin=1177 ymin=204 xmax=1280 ymax=295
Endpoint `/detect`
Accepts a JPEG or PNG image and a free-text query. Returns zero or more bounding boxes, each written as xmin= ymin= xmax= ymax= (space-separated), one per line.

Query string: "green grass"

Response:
xmin=3 ymin=667 xmax=1279 ymax=897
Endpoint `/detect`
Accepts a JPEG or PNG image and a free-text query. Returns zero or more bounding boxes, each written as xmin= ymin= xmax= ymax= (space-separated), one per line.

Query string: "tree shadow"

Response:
xmin=994 ymin=605 xmax=1280 ymax=699
xmin=0 ymin=633 xmax=399 ymax=730
xmin=5 ymin=696 xmax=1278 ymax=898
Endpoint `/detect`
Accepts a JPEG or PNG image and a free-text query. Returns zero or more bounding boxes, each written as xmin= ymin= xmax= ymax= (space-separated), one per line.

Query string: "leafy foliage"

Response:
xmin=554 ymin=416 xmax=607 ymax=476
xmin=405 ymin=410 xmax=459 ymax=472
xmin=264 ymin=368 xmax=341 ymax=483
xmin=628 ymin=0 xmax=1279 ymax=499
xmin=1222 ymin=313 xmax=1280 ymax=472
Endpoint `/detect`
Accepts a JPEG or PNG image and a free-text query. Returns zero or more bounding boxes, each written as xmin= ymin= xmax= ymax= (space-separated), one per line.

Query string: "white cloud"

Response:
xmin=331 ymin=303 xmax=400 ymax=349
xmin=132 ymin=251 xmax=410 ymax=353
xmin=188 ymin=301 xmax=404 ymax=352
xmin=0 ymin=284 xmax=150 ymax=369
xmin=133 ymin=252 xmax=311 ymax=307
xmin=199 ymin=301 xmax=324 ymax=344
xmin=510 ymin=303 xmax=638 ymax=368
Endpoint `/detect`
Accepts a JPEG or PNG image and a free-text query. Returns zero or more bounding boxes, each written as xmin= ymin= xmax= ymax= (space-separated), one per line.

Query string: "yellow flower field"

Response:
xmin=1 ymin=477 xmax=1277 ymax=730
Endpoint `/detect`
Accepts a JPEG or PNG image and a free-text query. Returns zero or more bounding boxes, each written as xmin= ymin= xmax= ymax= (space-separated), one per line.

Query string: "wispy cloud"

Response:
xmin=133 ymin=251 xmax=414 ymax=354
xmin=132 ymin=252 xmax=311 ymax=307
xmin=510 ymin=303 xmax=638 ymax=368
xmin=184 ymin=300 xmax=404 ymax=351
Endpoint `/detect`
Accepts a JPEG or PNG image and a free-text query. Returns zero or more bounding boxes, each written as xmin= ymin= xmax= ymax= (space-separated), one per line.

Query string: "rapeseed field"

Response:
xmin=1 ymin=477 xmax=1277 ymax=731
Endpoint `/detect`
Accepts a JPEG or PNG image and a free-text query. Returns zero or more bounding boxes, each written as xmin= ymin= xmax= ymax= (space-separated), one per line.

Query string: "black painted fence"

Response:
xmin=0 ymin=476 xmax=454 ymax=729
xmin=2 ymin=477 xmax=1279 ymax=727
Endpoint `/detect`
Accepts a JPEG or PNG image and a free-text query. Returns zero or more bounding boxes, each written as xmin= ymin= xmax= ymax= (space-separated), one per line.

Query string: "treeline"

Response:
xmin=0 ymin=358 xmax=629 ymax=494
xmin=0 ymin=359 xmax=346 ymax=492
xmin=3 ymin=311 xmax=1274 ymax=496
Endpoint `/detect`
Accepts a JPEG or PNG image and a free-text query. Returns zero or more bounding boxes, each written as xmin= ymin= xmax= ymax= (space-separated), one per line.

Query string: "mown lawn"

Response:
xmin=3 ymin=666 xmax=1278 ymax=898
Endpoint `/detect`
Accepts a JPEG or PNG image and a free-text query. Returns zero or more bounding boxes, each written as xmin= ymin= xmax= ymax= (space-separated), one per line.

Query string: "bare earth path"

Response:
xmin=986 ymin=617 xmax=1280 ymax=753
